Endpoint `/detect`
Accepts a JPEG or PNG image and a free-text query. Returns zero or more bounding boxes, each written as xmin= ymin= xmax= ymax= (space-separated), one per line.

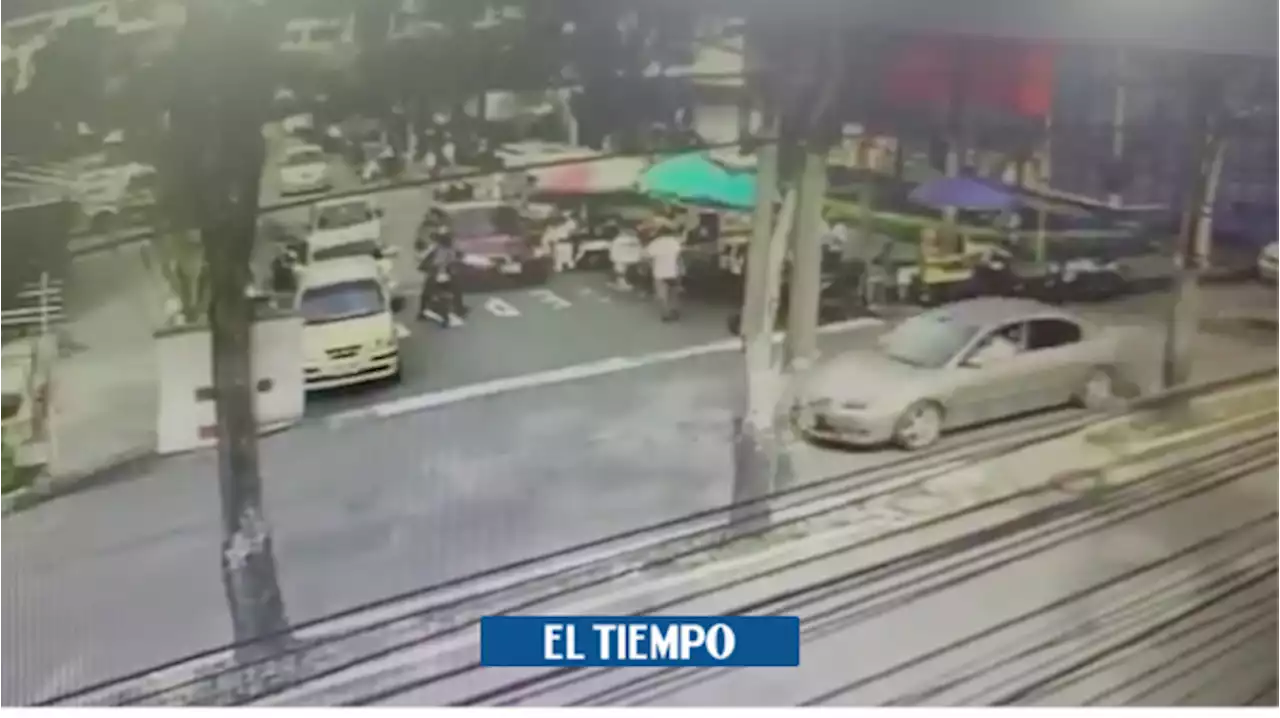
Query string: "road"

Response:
xmin=3 ymin=281 xmax=1275 ymax=705
xmin=11 ymin=130 xmax=1276 ymax=703
xmin=443 ymin=451 xmax=1277 ymax=707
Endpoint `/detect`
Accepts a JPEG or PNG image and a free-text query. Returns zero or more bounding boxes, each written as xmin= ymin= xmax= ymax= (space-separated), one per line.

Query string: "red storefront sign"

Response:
xmin=884 ymin=36 xmax=1056 ymax=118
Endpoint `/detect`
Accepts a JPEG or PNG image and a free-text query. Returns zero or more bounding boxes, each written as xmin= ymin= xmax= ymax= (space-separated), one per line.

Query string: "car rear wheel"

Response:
xmin=1075 ymin=367 xmax=1116 ymax=409
xmin=893 ymin=401 xmax=943 ymax=451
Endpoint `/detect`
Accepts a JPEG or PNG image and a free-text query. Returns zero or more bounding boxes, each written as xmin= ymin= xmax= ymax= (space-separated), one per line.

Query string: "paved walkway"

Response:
xmin=46 ymin=245 xmax=163 ymax=484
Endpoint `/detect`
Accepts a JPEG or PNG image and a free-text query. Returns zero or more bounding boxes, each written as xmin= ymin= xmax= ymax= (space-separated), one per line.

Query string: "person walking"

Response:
xmin=543 ymin=211 xmax=579 ymax=273
xmin=646 ymin=221 xmax=684 ymax=322
xmin=609 ymin=221 xmax=643 ymax=291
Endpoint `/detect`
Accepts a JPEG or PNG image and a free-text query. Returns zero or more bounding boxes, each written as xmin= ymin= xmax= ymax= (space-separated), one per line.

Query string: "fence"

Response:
xmin=1 ymin=272 xmax=65 ymax=338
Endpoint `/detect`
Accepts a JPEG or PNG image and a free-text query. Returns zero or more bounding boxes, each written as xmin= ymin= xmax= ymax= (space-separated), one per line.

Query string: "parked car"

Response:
xmin=296 ymin=196 xmax=396 ymax=289
xmin=1257 ymin=241 xmax=1278 ymax=283
xmin=295 ymin=257 xmax=404 ymax=391
xmin=796 ymin=297 xmax=1127 ymax=451
xmin=418 ymin=200 xmax=551 ymax=285
xmin=278 ymin=144 xmax=331 ymax=195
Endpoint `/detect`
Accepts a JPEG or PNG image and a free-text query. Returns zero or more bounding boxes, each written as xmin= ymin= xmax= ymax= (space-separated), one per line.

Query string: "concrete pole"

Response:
xmin=1161 ymin=124 xmax=1222 ymax=390
xmin=731 ymin=107 xmax=794 ymax=532
xmin=783 ymin=144 xmax=829 ymax=373
xmin=1108 ymin=49 xmax=1128 ymax=209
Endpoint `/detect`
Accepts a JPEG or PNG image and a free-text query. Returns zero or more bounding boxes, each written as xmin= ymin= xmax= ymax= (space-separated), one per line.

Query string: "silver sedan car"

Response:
xmin=796 ymin=298 xmax=1126 ymax=451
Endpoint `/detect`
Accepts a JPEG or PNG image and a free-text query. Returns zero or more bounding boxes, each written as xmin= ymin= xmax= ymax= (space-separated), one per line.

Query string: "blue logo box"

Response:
xmin=480 ymin=615 xmax=800 ymax=668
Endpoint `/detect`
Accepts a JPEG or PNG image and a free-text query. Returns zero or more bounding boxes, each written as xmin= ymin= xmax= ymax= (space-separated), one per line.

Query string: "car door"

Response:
xmin=1020 ymin=317 xmax=1090 ymax=408
xmin=945 ymin=321 xmax=1027 ymax=427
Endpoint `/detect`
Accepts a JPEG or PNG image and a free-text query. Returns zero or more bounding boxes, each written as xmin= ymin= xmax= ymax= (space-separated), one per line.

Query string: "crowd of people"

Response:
xmin=408 ymin=203 xmax=694 ymax=329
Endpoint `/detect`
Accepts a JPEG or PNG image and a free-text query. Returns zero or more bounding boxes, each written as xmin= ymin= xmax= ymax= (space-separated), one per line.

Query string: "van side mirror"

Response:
xmin=390 ymin=295 xmax=406 ymax=313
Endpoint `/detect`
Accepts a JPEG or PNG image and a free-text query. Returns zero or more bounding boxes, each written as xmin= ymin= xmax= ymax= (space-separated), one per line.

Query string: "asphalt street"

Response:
xmin=10 ymin=128 xmax=1276 ymax=703
xmin=493 ymin=460 xmax=1278 ymax=707
xmin=3 ymin=282 xmax=1275 ymax=704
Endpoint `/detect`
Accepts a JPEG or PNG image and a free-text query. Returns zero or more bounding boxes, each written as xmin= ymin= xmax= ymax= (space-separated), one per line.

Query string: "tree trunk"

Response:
xmin=205 ymin=212 xmax=291 ymax=661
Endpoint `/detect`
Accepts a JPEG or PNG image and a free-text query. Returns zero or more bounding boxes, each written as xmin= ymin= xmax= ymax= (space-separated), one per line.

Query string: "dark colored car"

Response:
xmin=418 ymin=201 xmax=551 ymax=285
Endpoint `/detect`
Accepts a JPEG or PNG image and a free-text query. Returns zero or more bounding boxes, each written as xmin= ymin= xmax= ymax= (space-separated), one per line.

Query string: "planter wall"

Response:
xmin=154 ymin=310 xmax=304 ymax=455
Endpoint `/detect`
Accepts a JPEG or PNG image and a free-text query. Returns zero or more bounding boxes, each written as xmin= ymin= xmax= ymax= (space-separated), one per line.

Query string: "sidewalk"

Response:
xmin=44 ymin=246 xmax=161 ymax=489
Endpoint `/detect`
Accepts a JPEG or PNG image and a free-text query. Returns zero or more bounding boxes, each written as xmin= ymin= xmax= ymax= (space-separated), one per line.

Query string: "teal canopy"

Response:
xmin=638 ymin=153 xmax=759 ymax=210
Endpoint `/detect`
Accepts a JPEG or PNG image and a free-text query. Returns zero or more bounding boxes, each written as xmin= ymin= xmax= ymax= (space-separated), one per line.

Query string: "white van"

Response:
xmin=295 ymin=257 xmax=403 ymax=390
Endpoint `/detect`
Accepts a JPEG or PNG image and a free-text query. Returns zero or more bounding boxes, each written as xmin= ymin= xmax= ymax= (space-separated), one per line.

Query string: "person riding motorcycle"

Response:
xmin=415 ymin=227 xmax=469 ymax=327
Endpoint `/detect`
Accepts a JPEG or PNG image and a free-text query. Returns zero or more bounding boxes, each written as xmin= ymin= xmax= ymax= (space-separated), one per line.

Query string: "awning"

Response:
xmin=638 ymin=153 xmax=760 ymax=210
xmin=908 ymin=176 xmax=1017 ymax=212
xmin=533 ymin=156 xmax=647 ymax=196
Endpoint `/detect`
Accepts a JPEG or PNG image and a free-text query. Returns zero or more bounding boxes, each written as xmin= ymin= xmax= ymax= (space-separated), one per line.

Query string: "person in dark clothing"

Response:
xmin=416 ymin=230 xmax=469 ymax=327
xmin=270 ymin=247 xmax=299 ymax=306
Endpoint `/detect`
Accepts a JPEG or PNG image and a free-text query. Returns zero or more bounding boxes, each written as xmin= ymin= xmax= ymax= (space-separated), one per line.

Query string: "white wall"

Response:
xmin=154 ymin=313 xmax=305 ymax=455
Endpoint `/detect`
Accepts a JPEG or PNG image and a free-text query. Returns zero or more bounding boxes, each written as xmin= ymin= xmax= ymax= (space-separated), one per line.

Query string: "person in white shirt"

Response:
xmin=542 ymin=213 xmax=579 ymax=273
xmin=609 ymin=222 xmax=643 ymax=290
xmin=646 ymin=225 xmax=684 ymax=321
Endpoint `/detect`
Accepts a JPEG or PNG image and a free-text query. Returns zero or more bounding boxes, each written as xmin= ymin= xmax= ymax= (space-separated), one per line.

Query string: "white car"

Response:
xmin=295 ymin=257 xmax=403 ymax=391
xmin=494 ymin=141 xmax=601 ymax=184
xmin=1257 ymin=242 xmax=1277 ymax=283
xmin=74 ymin=161 xmax=157 ymax=233
xmin=279 ymin=144 xmax=330 ymax=195
xmin=281 ymin=112 xmax=314 ymax=135
xmin=300 ymin=196 xmax=396 ymax=289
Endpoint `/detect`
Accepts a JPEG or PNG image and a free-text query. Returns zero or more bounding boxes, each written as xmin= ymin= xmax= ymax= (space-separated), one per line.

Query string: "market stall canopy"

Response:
xmin=534 ymin=156 xmax=648 ymax=196
xmin=908 ymin=176 xmax=1017 ymax=212
xmin=638 ymin=153 xmax=763 ymax=210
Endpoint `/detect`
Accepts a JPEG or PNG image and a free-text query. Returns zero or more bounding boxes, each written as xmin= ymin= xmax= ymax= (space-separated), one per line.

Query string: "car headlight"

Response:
xmin=462 ymin=254 xmax=492 ymax=268
xmin=375 ymin=334 xmax=396 ymax=350
xmin=531 ymin=246 xmax=550 ymax=258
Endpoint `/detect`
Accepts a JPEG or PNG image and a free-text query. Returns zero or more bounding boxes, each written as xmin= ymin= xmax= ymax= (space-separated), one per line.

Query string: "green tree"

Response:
xmin=8 ymin=17 xmax=110 ymax=158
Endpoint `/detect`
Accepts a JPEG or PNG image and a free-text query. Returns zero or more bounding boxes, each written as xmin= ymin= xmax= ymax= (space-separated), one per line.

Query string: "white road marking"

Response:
xmin=326 ymin=317 xmax=885 ymax=427
xmin=530 ymin=288 xmax=573 ymax=309
xmin=394 ymin=323 xmax=411 ymax=340
xmin=448 ymin=314 xmax=466 ymax=326
xmin=483 ymin=297 xmax=521 ymax=318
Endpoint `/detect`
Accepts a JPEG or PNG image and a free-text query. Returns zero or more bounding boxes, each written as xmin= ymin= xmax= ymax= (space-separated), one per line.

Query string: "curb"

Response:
xmin=1059 ymin=406 xmax=1279 ymax=495
xmin=1 ymin=446 xmax=157 ymax=516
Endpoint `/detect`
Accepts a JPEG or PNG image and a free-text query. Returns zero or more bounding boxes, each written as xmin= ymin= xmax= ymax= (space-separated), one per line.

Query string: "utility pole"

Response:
xmin=783 ymin=145 xmax=830 ymax=370
xmin=174 ymin=1 xmax=291 ymax=660
xmin=1161 ymin=69 xmax=1225 ymax=391
xmin=781 ymin=25 xmax=843 ymax=375
xmin=1108 ymin=49 xmax=1128 ymax=209
xmin=730 ymin=15 xmax=797 ymax=533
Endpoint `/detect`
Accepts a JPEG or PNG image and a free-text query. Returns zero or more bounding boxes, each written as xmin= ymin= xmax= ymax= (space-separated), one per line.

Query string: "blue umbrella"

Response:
xmin=639 ymin=153 xmax=758 ymax=210
xmin=909 ymin=177 xmax=1017 ymax=212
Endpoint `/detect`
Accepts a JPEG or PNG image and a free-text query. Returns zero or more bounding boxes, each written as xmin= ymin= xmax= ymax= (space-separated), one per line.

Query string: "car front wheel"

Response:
xmin=893 ymin=401 xmax=943 ymax=451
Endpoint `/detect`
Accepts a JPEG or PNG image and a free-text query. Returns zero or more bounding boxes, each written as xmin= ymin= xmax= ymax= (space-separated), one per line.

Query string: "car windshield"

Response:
xmin=312 ymin=240 xmax=381 ymax=262
xmin=450 ymin=206 xmax=522 ymax=238
xmin=285 ymin=149 xmax=325 ymax=167
xmin=316 ymin=202 xmax=374 ymax=230
xmin=878 ymin=312 xmax=981 ymax=369
xmin=298 ymin=279 xmax=384 ymax=324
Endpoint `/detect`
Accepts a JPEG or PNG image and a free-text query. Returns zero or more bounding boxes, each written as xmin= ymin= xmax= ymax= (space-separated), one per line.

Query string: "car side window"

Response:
xmin=1027 ymin=318 xmax=1082 ymax=351
xmin=965 ymin=321 xmax=1026 ymax=365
